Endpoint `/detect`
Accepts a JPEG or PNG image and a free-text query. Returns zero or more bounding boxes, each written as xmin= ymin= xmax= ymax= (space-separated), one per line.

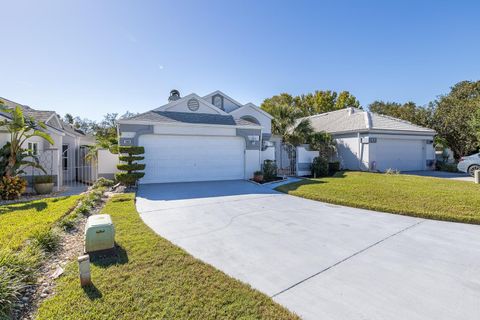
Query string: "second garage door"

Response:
xmin=138 ymin=134 xmax=245 ymax=184
xmin=374 ymin=138 xmax=425 ymax=172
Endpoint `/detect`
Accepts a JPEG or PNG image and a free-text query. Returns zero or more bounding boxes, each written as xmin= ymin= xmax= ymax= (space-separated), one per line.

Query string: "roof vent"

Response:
xmin=168 ymin=89 xmax=181 ymax=102
xmin=347 ymin=107 xmax=355 ymax=116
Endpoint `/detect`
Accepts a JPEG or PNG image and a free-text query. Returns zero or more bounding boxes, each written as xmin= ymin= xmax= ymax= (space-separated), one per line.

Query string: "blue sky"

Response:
xmin=1 ymin=0 xmax=479 ymax=120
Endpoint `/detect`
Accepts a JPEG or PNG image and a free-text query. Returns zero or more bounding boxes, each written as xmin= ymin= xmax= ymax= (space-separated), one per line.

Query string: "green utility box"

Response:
xmin=84 ymin=214 xmax=115 ymax=253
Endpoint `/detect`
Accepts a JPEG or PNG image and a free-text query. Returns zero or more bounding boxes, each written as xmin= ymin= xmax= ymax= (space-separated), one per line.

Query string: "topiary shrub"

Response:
xmin=116 ymin=163 xmax=146 ymax=171
xmin=311 ymin=157 xmax=328 ymax=178
xmin=0 ymin=176 xmax=27 ymax=200
xmin=115 ymin=146 xmax=145 ymax=186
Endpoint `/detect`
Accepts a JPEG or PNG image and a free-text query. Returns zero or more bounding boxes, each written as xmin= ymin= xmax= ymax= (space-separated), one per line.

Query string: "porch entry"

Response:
xmin=61 ymin=144 xmax=97 ymax=186
xmin=277 ymin=143 xmax=297 ymax=176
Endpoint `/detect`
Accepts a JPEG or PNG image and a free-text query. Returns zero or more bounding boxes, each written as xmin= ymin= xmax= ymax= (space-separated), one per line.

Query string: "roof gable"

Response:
xmin=230 ymin=103 xmax=273 ymax=119
xmin=154 ymin=93 xmax=228 ymax=115
xmin=203 ymin=90 xmax=243 ymax=108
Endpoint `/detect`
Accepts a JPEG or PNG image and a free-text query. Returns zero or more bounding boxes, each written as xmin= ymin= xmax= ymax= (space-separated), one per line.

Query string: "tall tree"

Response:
xmin=369 ymin=101 xmax=435 ymax=128
xmin=433 ymin=80 xmax=480 ymax=158
xmin=296 ymin=90 xmax=361 ymax=116
xmin=64 ymin=113 xmax=74 ymax=124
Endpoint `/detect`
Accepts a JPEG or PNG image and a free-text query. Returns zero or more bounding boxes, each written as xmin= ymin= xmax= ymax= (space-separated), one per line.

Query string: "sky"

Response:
xmin=1 ymin=0 xmax=480 ymax=121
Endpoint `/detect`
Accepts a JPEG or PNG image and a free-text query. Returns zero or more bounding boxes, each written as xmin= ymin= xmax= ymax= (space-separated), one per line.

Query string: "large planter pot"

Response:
xmin=34 ymin=182 xmax=54 ymax=195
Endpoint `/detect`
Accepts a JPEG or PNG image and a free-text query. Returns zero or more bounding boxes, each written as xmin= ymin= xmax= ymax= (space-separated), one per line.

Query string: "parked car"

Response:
xmin=457 ymin=153 xmax=480 ymax=176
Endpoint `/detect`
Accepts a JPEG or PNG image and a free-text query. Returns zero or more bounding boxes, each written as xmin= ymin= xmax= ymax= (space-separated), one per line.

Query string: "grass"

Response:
xmin=36 ymin=194 xmax=298 ymax=320
xmin=0 ymin=196 xmax=80 ymax=250
xmin=276 ymin=171 xmax=480 ymax=224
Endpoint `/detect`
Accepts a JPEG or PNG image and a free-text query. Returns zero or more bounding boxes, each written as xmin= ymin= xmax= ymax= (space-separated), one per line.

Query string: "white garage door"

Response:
xmin=138 ymin=134 xmax=245 ymax=184
xmin=375 ymin=139 xmax=425 ymax=172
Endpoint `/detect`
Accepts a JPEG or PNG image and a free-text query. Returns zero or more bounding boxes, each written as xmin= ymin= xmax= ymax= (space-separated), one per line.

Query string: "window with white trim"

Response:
xmin=27 ymin=142 xmax=38 ymax=156
xmin=62 ymin=144 xmax=68 ymax=169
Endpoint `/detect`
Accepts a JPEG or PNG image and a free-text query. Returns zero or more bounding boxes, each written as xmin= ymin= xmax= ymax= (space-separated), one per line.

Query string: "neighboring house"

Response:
xmin=0 ymin=97 xmax=96 ymax=187
xmin=301 ymin=107 xmax=436 ymax=172
xmin=117 ymin=90 xmax=274 ymax=184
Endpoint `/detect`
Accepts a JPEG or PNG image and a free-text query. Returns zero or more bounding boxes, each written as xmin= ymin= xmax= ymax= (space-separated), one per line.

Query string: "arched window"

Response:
xmin=240 ymin=115 xmax=260 ymax=125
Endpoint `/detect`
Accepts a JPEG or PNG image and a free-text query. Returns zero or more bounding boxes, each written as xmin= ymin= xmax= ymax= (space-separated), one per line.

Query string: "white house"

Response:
xmin=117 ymin=90 xmax=274 ymax=184
xmin=301 ymin=107 xmax=436 ymax=172
xmin=0 ymin=97 xmax=96 ymax=188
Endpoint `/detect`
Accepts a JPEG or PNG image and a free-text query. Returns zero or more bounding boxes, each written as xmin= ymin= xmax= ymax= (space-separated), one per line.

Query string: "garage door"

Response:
xmin=138 ymin=134 xmax=245 ymax=184
xmin=375 ymin=139 xmax=425 ymax=172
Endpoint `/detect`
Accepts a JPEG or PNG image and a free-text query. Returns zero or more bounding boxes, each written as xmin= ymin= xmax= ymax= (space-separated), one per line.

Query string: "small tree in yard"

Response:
xmin=0 ymin=101 xmax=53 ymax=199
xmin=115 ymin=146 xmax=145 ymax=186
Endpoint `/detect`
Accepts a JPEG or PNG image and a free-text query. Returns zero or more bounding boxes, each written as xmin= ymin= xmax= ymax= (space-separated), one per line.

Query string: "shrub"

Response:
xmin=262 ymin=160 xmax=277 ymax=181
xmin=436 ymin=161 xmax=458 ymax=173
xmin=253 ymin=171 xmax=264 ymax=182
xmin=0 ymin=266 xmax=24 ymax=318
xmin=311 ymin=157 xmax=328 ymax=177
xmin=311 ymin=157 xmax=328 ymax=178
xmin=59 ymin=214 xmax=77 ymax=230
xmin=93 ymin=177 xmax=114 ymax=188
xmin=31 ymin=229 xmax=60 ymax=252
xmin=0 ymin=176 xmax=27 ymax=200
xmin=328 ymin=162 xmax=340 ymax=176
xmin=34 ymin=175 xmax=53 ymax=184
xmin=115 ymin=146 xmax=145 ymax=186
xmin=78 ymin=203 xmax=92 ymax=215
xmin=0 ymin=248 xmax=40 ymax=318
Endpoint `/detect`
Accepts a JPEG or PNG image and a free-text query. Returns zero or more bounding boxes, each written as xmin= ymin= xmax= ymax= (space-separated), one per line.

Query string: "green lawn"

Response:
xmin=0 ymin=196 xmax=80 ymax=250
xmin=36 ymin=194 xmax=298 ymax=320
xmin=276 ymin=171 xmax=480 ymax=224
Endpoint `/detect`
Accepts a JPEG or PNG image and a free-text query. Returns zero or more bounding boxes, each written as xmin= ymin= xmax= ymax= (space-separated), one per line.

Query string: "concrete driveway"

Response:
xmin=136 ymin=180 xmax=480 ymax=320
xmin=404 ymin=170 xmax=473 ymax=182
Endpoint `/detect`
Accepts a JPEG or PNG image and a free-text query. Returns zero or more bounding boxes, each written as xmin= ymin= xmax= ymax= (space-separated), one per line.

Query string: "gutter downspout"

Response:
xmin=357 ymin=132 xmax=362 ymax=170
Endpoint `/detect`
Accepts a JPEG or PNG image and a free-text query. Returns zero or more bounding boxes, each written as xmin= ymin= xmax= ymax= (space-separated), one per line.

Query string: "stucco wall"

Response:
xmin=98 ymin=149 xmax=119 ymax=176
xmin=261 ymin=146 xmax=275 ymax=162
xmin=245 ymin=150 xmax=261 ymax=179
xmin=230 ymin=106 xmax=272 ymax=134
xmin=296 ymin=145 xmax=319 ymax=176
xmin=334 ymin=133 xmax=363 ymax=170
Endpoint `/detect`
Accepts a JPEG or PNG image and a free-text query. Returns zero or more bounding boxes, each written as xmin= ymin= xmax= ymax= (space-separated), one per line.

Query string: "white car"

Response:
xmin=457 ymin=153 xmax=480 ymax=176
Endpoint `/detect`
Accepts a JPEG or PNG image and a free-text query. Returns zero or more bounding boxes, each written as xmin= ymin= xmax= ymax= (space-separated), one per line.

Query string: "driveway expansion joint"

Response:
xmin=270 ymin=220 xmax=425 ymax=298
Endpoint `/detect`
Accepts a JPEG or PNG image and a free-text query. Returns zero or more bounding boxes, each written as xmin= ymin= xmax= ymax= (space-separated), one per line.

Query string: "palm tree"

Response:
xmin=269 ymin=104 xmax=313 ymax=146
xmin=0 ymin=102 xmax=54 ymax=177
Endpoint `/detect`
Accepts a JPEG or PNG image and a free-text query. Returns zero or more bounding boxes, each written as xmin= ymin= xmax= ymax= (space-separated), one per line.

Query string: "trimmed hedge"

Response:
xmin=115 ymin=172 xmax=145 ymax=185
xmin=119 ymin=155 xmax=145 ymax=162
xmin=117 ymin=163 xmax=146 ymax=171
xmin=118 ymin=146 xmax=145 ymax=155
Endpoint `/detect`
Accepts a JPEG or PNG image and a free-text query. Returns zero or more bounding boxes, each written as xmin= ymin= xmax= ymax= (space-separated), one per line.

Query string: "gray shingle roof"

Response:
xmin=303 ymin=108 xmax=435 ymax=134
xmin=125 ymin=110 xmax=259 ymax=127
xmin=0 ymin=97 xmax=89 ymax=136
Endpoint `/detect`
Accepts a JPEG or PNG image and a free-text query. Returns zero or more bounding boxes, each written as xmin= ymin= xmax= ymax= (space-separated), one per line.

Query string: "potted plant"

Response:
xmin=34 ymin=175 xmax=54 ymax=194
xmin=253 ymin=171 xmax=264 ymax=183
